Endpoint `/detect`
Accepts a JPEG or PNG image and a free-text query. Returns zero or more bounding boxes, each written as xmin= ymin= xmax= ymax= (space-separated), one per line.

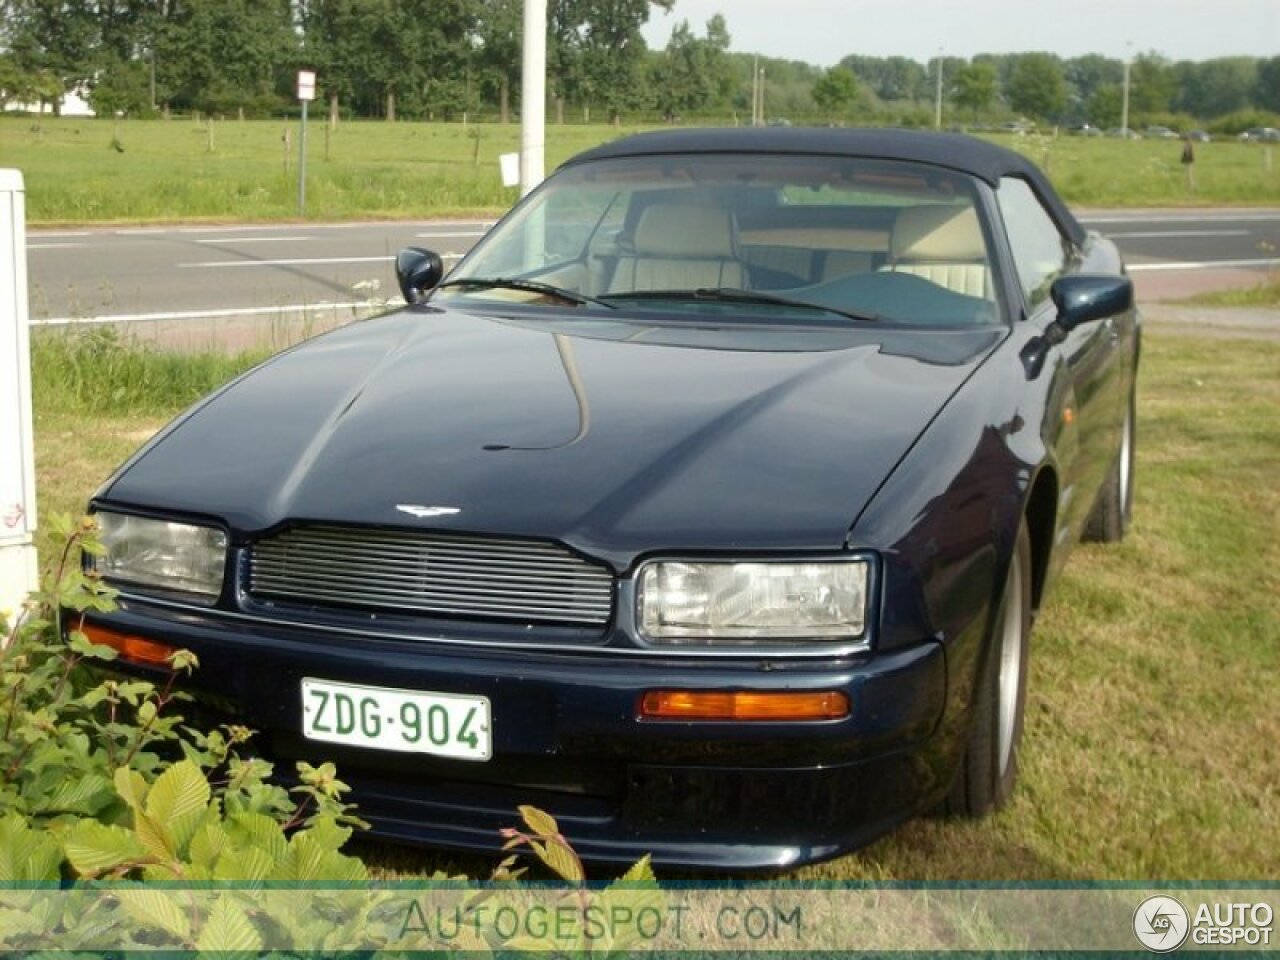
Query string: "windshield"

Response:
xmin=435 ymin=153 xmax=1003 ymax=328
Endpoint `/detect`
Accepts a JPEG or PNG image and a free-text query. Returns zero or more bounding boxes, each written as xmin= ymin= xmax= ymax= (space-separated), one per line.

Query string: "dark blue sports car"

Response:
xmin=84 ymin=129 xmax=1139 ymax=870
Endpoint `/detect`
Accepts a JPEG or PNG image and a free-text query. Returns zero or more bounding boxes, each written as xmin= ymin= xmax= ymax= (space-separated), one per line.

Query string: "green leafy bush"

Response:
xmin=0 ymin=515 xmax=366 ymax=885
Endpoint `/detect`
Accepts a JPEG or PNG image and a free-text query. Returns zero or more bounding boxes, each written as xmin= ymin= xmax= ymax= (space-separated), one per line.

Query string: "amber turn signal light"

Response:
xmin=82 ymin=623 xmax=178 ymax=667
xmin=640 ymin=690 xmax=850 ymax=722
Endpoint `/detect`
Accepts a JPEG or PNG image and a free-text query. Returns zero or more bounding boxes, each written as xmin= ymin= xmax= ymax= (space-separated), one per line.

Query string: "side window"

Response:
xmin=997 ymin=177 xmax=1071 ymax=306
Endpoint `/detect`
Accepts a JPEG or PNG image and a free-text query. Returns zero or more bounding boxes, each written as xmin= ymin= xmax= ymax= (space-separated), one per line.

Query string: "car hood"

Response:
xmin=102 ymin=306 xmax=1002 ymax=566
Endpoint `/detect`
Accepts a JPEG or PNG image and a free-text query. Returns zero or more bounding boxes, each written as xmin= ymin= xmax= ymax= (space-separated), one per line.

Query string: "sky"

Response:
xmin=641 ymin=0 xmax=1280 ymax=66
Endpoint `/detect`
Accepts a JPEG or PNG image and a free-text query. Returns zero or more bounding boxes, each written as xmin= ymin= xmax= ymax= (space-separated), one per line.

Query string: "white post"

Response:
xmin=0 ymin=169 xmax=38 ymax=628
xmin=934 ymin=51 xmax=944 ymax=130
xmin=520 ymin=0 xmax=547 ymax=197
xmin=1121 ymin=47 xmax=1132 ymax=137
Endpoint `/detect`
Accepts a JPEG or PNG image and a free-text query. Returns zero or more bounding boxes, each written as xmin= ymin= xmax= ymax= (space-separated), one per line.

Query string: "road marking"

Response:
xmin=33 ymin=300 xmax=382 ymax=326
xmin=1081 ymin=213 xmax=1280 ymax=224
xmin=30 ymin=230 xmax=91 ymax=238
xmin=415 ymin=229 xmax=487 ymax=239
xmin=28 ymin=242 xmax=87 ymax=250
xmin=178 ymin=255 xmax=394 ymax=268
xmin=1127 ymin=257 xmax=1280 ymax=272
xmin=1106 ymin=230 xmax=1253 ymax=239
xmin=192 ymin=236 xmax=314 ymax=244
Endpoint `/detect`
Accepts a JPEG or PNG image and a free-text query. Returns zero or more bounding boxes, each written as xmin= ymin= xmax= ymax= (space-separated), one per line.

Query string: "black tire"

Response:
xmin=1083 ymin=392 xmax=1136 ymax=543
xmin=943 ymin=519 xmax=1032 ymax=818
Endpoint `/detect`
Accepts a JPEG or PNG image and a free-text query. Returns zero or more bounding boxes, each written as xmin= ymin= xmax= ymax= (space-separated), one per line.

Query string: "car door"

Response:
xmin=996 ymin=176 xmax=1122 ymax=539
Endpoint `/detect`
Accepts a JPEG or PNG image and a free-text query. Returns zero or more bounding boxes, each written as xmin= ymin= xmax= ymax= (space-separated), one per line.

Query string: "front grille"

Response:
xmin=248 ymin=526 xmax=614 ymax=626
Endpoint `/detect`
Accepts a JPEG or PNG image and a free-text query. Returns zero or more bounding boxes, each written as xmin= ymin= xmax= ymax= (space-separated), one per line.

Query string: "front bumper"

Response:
xmin=87 ymin=598 xmax=950 ymax=871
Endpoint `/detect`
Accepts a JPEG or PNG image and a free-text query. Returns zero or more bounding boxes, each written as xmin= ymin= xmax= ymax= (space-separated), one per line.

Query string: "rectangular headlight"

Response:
xmin=637 ymin=560 xmax=869 ymax=645
xmin=95 ymin=512 xmax=228 ymax=603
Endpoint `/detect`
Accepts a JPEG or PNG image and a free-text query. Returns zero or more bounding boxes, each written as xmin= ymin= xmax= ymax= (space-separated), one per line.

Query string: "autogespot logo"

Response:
xmin=1134 ymin=895 xmax=1191 ymax=953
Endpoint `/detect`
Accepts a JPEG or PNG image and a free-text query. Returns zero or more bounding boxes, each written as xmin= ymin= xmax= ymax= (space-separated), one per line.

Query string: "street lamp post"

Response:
xmin=1121 ymin=44 xmax=1132 ymax=137
xmin=934 ymin=51 xmax=944 ymax=130
xmin=520 ymin=0 xmax=547 ymax=196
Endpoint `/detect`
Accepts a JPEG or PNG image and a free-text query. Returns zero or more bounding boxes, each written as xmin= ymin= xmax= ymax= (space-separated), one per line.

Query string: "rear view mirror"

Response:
xmin=395 ymin=247 xmax=445 ymax=303
xmin=1050 ymin=275 xmax=1133 ymax=332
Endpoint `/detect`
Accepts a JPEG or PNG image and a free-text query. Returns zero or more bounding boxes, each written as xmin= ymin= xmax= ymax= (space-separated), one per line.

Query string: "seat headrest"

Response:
xmin=632 ymin=204 xmax=736 ymax=258
xmin=891 ymin=204 xmax=986 ymax=261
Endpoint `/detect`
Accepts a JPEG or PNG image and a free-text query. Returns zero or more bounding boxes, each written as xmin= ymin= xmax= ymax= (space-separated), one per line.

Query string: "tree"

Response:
xmin=1257 ymin=57 xmax=1280 ymax=113
xmin=549 ymin=0 xmax=672 ymax=123
xmin=3 ymin=0 xmax=100 ymax=112
xmin=1063 ymin=54 xmax=1122 ymax=106
xmin=154 ymin=0 xmax=296 ymax=114
xmin=1175 ymin=58 xmax=1257 ymax=119
xmin=474 ymin=0 xmax=521 ymax=122
xmin=654 ymin=14 xmax=731 ymax=120
xmin=811 ymin=66 xmax=857 ymax=118
xmin=1128 ymin=52 xmax=1175 ymax=115
xmin=1007 ymin=53 xmax=1065 ymax=122
xmin=952 ymin=62 xmax=998 ymax=121
xmin=1086 ymin=84 xmax=1123 ymax=128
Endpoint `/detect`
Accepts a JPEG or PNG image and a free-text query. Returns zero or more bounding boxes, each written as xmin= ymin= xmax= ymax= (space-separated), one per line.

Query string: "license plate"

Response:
xmin=301 ymin=678 xmax=491 ymax=761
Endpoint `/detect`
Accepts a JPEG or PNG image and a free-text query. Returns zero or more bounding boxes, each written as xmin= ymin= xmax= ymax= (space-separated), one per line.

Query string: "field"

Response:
xmin=3 ymin=116 xmax=1280 ymax=224
xmin=28 ymin=324 xmax=1280 ymax=881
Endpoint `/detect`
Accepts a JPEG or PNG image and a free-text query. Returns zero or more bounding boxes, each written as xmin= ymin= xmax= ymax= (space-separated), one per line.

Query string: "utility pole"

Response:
xmin=934 ymin=50 xmax=944 ymax=130
xmin=520 ymin=0 xmax=547 ymax=196
xmin=1121 ymin=43 xmax=1132 ymax=137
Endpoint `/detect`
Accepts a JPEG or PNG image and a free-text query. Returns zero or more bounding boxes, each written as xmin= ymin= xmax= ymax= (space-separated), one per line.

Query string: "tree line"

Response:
xmin=1 ymin=0 xmax=1277 ymax=132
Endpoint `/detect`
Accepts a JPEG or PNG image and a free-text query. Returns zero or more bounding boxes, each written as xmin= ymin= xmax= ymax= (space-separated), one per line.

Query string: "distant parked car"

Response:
xmin=1144 ymin=125 xmax=1179 ymax=140
xmin=1238 ymin=127 xmax=1280 ymax=142
xmin=1069 ymin=124 xmax=1103 ymax=137
xmin=1186 ymin=130 xmax=1211 ymax=143
xmin=1105 ymin=128 xmax=1142 ymax=140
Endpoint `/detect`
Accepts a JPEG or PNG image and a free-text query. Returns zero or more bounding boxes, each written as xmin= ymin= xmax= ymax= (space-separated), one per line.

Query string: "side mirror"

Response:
xmin=1050 ymin=275 xmax=1133 ymax=332
xmin=395 ymin=247 xmax=445 ymax=304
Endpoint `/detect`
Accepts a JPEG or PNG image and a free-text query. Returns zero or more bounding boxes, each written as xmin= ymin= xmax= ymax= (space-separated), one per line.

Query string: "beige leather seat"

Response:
xmin=883 ymin=204 xmax=992 ymax=298
xmin=607 ymin=204 xmax=745 ymax=293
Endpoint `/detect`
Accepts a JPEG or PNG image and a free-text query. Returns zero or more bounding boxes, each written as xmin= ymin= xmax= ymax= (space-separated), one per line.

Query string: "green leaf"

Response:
xmin=617 ymin=853 xmax=656 ymax=884
xmin=143 ymin=759 xmax=211 ymax=857
xmin=302 ymin=814 xmax=352 ymax=852
xmin=0 ymin=814 xmax=62 ymax=882
xmin=541 ymin=838 xmax=584 ymax=884
xmin=212 ymin=845 xmax=278 ymax=883
xmin=62 ymin=820 xmax=145 ymax=876
xmin=113 ymin=767 xmax=149 ymax=813
xmin=187 ymin=821 xmax=229 ymax=870
xmin=272 ymin=833 xmax=366 ymax=883
xmin=66 ymin=629 xmax=118 ymax=662
xmin=225 ymin=811 xmax=288 ymax=863
xmin=118 ymin=887 xmax=192 ymax=942
xmin=133 ymin=810 xmax=177 ymax=863
xmin=34 ymin=772 xmax=115 ymax=817
xmin=195 ymin=896 xmax=262 ymax=954
xmin=518 ymin=804 xmax=559 ymax=838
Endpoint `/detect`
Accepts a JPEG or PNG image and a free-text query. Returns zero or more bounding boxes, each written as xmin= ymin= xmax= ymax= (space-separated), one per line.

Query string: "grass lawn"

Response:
xmin=1182 ymin=274 xmax=1280 ymax=307
xmin=3 ymin=116 xmax=1279 ymax=224
xmin=28 ymin=326 xmax=1279 ymax=881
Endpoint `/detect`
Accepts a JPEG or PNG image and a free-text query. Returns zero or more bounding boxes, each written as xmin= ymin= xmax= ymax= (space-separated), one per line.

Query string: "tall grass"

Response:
xmin=31 ymin=326 xmax=268 ymax=415
xmin=4 ymin=116 xmax=1278 ymax=224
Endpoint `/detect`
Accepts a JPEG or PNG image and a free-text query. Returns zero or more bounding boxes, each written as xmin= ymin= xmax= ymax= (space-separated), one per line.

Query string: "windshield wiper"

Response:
xmin=437 ymin=277 xmax=616 ymax=309
xmin=602 ymin=288 xmax=881 ymax=324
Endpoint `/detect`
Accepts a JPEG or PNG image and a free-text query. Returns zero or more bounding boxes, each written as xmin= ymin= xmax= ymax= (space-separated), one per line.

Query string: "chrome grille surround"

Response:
xmin=248 ymin=526 xmax=614 ymax=626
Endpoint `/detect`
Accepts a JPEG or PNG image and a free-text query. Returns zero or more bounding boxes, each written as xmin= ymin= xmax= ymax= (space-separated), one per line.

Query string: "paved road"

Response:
xmin=24 ymin=210 xmax=1280 ymax=325
xmin=26 ymin=221 xmax=492 ymax=324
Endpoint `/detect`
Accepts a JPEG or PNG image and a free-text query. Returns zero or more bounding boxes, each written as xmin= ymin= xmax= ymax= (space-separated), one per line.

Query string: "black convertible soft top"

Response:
xmin=562 ymin=127 xmax=1085 ymax=246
